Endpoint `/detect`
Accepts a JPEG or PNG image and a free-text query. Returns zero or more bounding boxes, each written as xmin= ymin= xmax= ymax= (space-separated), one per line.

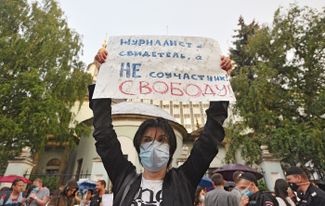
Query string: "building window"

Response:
xmin=163 ymin=105 xmax=169 ymax=109
xmin=46 ymin=158 xmax=61 ymax=175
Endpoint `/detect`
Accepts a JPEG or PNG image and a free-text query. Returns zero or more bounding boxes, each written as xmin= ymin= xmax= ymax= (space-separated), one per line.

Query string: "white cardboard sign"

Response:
xmin=93 ymin=35 xmax=236 ymax=102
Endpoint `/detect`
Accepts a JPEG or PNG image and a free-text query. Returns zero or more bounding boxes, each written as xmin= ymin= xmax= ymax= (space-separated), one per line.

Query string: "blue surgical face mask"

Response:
xmin=32 ymin=187 xmax=39 ymax=193
xmin=241 ymin=187 xmax=254 ymax=197
xmin=139 ymin=141 xmax=170 ymax=172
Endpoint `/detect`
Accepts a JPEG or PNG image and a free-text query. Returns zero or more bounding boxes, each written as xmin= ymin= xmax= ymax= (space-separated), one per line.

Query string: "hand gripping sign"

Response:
xmin=93 ymin=35 xmax=236 ymax=102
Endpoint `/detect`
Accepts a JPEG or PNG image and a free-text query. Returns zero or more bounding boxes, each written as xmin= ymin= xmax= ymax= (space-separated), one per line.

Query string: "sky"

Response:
xmin=56 ymin=0 xmax=324 ymax=64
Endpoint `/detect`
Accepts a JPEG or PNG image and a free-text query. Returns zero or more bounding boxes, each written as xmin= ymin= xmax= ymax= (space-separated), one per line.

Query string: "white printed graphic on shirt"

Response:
xmin=131 ymin=177 xmax=163 ymax=206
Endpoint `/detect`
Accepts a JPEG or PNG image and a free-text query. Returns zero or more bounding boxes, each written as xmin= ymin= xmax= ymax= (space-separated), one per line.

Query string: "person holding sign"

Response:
xmin=88 ymin=48 xmax=232 ymax=206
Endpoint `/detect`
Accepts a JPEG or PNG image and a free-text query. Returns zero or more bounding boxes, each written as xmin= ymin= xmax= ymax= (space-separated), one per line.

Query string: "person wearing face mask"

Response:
xmin=88 ymin=48 xmax=232 ymax=205
xmin=238 ymin=172 xmax=278 ymax=206
xmin=285 ymin=166 xmax=325 ymax=206
xmin=27 ymin=178 xmax=50 ymax=206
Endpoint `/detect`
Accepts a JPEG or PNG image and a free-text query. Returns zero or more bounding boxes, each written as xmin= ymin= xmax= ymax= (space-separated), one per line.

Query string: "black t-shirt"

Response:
xmin=297 ymin=185 xmax=325 ymax=206
xmin=89 ymin=191 xmax=108 ymax=206
xmin=89 ymin=193 xmax=101 ymax=206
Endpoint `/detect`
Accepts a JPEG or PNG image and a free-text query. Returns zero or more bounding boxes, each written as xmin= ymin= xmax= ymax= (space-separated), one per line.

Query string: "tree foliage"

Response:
xmin=0 ymin=0 xmax=92 ymax=173
xmin=226 ymin=5 xmax=325 ymax=177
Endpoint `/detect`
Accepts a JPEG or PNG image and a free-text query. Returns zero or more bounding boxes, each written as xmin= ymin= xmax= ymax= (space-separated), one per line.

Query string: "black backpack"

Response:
xmin=0 ymin=190 xmax=10 ymax=206
xmin=249 ymin=191 xmax=279 ymax=206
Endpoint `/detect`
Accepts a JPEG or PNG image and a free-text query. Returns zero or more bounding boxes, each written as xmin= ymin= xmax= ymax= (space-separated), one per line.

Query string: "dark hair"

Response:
xmin=11 ymin=178 xmax=23 ymax=188
xmin=87 ymin=189 xmax=94 ymax=195
xmin=211 ymin=173 xmax=224 ymax=186
xmin=194 ymin=187 xmax=205 ymax=206
xmin=63 ymin=179 xmax=78 ymax=196
xmin=274 ymin=179 xmax=290 ymax=206
xmin=97 ymin=180 xmax=106 ymax=188
xmin=133 ymin=117 xmax=177 ymax=167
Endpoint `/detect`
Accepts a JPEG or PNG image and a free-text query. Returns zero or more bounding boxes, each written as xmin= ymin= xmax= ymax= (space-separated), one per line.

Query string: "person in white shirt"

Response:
xmin=28 ymin=178 xmax=50 ymax=206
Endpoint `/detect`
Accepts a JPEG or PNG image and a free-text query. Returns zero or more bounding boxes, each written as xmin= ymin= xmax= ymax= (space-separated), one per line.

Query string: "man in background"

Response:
xmin=28 ymin=178 xmax=50 ymax=206
xmin=230 ymin=170 xmax=243 ymax=205
xmin=90 ymin=180 xmax=106 ymax=206
xmin=239 ymin=172 xmax=278 ymax=206
xmin=205 ymin=173 xmax=237 ymax=206
xmin=286 ymin=166 xmax=325 ymax=206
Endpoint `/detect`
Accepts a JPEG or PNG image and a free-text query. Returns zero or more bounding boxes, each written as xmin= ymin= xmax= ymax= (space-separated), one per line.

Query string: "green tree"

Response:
xmin=0 ymin=0 xmax=92 ymax=174
xmin=226 ymin=5 xmax=325 ymax=177
xmin=229 ymin=16 xmax=260 ymax=74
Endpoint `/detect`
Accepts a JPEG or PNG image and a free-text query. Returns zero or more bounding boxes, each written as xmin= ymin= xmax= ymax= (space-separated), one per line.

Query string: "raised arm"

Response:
xmin=179 ymin=101 xmax=229 ymax=187
xmin=178 ymin=56 xmax=232 ymax=187
xmin=88 ymin=49 xmax=136 ymax=190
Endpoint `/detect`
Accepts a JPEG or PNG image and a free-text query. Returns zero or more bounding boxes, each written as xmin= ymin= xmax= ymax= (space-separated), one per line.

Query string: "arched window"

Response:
xmin=46 ymin=158 xmax=61 ymax=174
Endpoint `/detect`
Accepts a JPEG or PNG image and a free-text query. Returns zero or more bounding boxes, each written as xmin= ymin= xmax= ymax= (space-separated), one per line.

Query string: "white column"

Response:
xmin=1 ymin=147 xmax=35 ymax=188
xmin=259 ymin=145 xmax=284 ymax=191
xmin=4 ymin=147 xmax=35 ymax=177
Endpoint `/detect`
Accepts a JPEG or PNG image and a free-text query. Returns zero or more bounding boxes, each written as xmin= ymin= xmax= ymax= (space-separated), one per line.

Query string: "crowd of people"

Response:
xmin=0 ymin=179 xmax=110 ymax=206
xmin=0 ymin=167 xmax=324 ymax=206
xmin=193 ymin=167 xmax=325 ymax=206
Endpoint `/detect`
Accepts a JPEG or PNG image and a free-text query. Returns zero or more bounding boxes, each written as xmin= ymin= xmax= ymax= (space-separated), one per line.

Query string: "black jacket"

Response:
xmin=89 ymin=85 xmax=229 ymax=206
xmin=297 ymin=184 xmax=325 ymax=206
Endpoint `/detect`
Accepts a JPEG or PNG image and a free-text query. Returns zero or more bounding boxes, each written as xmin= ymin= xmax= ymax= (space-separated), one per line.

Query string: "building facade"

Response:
xmin=2 ymin=64 xmax=285 ymax=191
xmin=128 ymin=99 xmax=209 ymax=133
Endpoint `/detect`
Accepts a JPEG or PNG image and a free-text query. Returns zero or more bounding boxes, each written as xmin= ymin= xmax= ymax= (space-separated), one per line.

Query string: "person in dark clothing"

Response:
xmin=238 ymin=172 xmax=278 ymax=206
xmin=286 ymin=166 xmax=325 ymax=206
xmin=274 ymin=179 xmax=295 ymax=206
xmin=80 ymin=189 xmax=93 ymax=206
xmin=47 ymin=180 xmax=78 ymax=206
xmin=89 ymin=48 xmax=232 ymax=206
xmin=89 ymin=180 xmax=106 ymax=206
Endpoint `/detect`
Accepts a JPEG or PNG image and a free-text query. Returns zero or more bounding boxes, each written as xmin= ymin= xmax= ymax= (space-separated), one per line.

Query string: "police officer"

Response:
xmin=286 ymin=166 xmax=325 ymax=206
xmin=239 ymin=172 xmax=278 ymax=206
